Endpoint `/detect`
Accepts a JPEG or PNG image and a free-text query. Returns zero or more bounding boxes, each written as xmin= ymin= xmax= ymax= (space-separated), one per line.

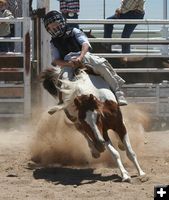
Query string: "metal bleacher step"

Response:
xmin=0 ymin=68 xmax=24 ymax=73
xmin=94 ymin=53 xmax=164 ymax=58
xmin=115 ymin=68 xmax=169 ymax=73
xmin=0 ymin=37 xmax=23 ymax=42
xmin=0 ymin=83 xmax=24 ymax=88
xmin=0 ymin=52 xmax=24 ymax=57
xmin=0 ymin=98 xmax=24 ymax=103
xmin=111 ymin=48 xmax=160 ymax=53
xmin=0 ymin=113 xmax=24 ymax=118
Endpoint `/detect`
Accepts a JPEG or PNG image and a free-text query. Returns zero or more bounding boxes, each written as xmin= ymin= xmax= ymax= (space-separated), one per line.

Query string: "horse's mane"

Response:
xmin=60 ymin=69 xmax=87 ymax=97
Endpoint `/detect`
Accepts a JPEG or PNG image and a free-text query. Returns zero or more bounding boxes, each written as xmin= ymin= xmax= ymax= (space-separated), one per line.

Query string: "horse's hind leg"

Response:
xmin=105 ymin=140 xmax=131 ymax=182
xmin=122 ymin=133 xmax=145 ymax=176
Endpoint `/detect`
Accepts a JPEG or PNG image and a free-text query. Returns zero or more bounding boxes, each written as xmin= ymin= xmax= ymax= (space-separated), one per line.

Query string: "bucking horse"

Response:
xmin=40 ymin=64 xmax=145 ymax=182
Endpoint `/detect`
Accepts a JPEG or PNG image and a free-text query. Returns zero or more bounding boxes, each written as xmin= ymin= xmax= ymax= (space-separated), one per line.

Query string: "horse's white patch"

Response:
xmin=48 ymin=105 xmax=65 ymax=114
xmin=105 ymin=140 xmax=131 ymax=182
xmin=122 ymin=134 xmax=145 ymax=176
xmin=77 ymin=72 xmax=117 ymax=103
xmin=85 ymin=110 xmax=105 ymax=143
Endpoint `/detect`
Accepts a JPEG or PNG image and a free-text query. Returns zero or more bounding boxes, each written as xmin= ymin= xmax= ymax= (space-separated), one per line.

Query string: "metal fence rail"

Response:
xmin=67 ymin=19 xmax=169 ymax=57
xmin=0 ymin=17 xmax=31 ymax=118
xmin=67 ymin=19 xmax=169 ymax=25
xmin=67 ymin=19 xmax=169 ymax=118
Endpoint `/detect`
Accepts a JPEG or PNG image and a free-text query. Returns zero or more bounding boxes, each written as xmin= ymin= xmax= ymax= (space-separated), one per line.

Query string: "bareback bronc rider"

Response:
xmin=43 ymin=10 xmax=127 ymax=106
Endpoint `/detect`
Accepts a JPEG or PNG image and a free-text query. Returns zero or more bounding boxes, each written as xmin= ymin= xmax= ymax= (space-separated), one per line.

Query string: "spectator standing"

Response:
xmin=6 ymin=0 xmax=22 ymax=52
xmin=15 ymin=0 xmax=22 ymax=17
xmin=0 ymin=0 xmax=14 ymax=52
xmin=57 ymin=0 xmax=80 ymax=28
xmin=104 ymin=0 xmax=145 ymax=55
xmin=6 ymin=0 xmax=18 ymax=17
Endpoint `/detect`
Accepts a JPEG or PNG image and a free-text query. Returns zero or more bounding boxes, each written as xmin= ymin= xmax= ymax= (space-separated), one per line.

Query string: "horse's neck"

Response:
xmin=59 ymin=71 xmax=117 ymax=116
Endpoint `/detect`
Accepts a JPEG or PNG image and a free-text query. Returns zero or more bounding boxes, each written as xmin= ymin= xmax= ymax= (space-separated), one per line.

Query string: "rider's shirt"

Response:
xmin=50 ymin=28 xmax=91 ymax=61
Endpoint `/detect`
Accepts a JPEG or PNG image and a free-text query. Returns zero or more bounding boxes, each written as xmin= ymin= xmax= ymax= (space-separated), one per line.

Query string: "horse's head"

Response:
xmin=74 ymin=94 xmax=99 ymax=111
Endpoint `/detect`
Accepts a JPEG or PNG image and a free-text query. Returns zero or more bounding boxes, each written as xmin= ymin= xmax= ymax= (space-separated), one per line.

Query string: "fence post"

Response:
xmin=160 ymin=26 xmax=169 ymax=55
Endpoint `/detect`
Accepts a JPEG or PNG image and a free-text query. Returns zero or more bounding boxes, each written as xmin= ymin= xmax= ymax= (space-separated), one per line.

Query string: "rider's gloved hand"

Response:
xmin=71 ymin=60 xmax=85 ymax=68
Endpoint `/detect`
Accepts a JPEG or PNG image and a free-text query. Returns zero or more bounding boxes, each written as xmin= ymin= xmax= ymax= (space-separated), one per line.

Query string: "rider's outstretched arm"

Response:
xmin=75 ymin=43 xmax=90 ymax=62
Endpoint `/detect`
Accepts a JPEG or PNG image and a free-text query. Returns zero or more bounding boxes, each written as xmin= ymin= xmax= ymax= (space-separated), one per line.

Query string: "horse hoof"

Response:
xmin=139 ymin=175 xmax=149 ymax=183
xmin=122 ymin=174 xmax=131 ymax=183
xmin=91 ymin=152 xmax=100 ymax=159
xmin=140 ymin=171 xmax=146 ymax=176
xmin=94 ymin=142 xmax=105 ymax=152
xmin=122 ymin=177 xmax=131 ymax=183
xmin=48 ymin=108 xmax=57 ymax=115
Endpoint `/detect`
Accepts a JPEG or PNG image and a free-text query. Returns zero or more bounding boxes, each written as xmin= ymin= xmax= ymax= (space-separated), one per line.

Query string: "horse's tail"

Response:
xmin=42 ymin=78 xmax=58 ymax=96
xmin=40 ymin=67 xmax=61 ymax=97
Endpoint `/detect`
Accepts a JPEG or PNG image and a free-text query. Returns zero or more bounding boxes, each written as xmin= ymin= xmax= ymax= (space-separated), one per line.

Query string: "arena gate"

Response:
xmin=0 ymin=0 xmax=31 ymax=118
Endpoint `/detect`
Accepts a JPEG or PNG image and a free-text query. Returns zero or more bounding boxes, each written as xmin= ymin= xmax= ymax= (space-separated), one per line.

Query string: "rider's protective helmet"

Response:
xmin=43 ymin=10 xmax=67 ymax=38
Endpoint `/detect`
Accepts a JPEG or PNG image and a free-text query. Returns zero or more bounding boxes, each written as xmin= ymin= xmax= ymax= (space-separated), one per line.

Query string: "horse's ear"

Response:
xmin=89 ymin=94 xmax=99 ymax=109
xmin=89 ymin=94 xmax=95 ymax=100
xmin=89 ymin=94 xmax=96 ymax=101
xmin=89 ymin=29 xmax=92 ymax=35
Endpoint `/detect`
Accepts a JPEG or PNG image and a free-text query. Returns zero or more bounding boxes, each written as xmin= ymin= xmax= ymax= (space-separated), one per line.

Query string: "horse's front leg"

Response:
xmin=75 ymin=123 xmax=101 ymax=158
xmin=105 ymin=140 xmax=131 ymax=182
xmin=122 ymin=133 xmax=146 ymax=177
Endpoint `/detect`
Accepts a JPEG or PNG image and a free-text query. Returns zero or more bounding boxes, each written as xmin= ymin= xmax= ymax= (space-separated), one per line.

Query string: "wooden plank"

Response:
xmin=0 ymin=102 xmax=23 ymax=114
xmin=0 ymin=83 xmax=24 ymax=88
xmin=0 ymin=57 xmax=23 ymax=68
xmin=0 ymin=113 xmax=24 ymax=117
xmin=124 ymin=88 xmax=157 ymax=97
xmin=0 ymin=73 xmax=23 ymax=81
xmin=0 ymin=99 xmax=24 ymax=103
xmin=0 ymin=88 xmax=24 ymax=97
xmin=0 ymin=68 xmax=24 ymax=73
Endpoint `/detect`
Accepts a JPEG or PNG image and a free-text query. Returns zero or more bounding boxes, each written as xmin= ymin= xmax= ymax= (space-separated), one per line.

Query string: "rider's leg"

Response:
xmin=101 ymin=61 xmax=127 ymax=106
xmin=83 ymin=53 xmax=127 ymax=106
xmin=96 ymin=63 xmax=127 ymax=106
xmin=61 ymin=67 xmax=74 ymax=80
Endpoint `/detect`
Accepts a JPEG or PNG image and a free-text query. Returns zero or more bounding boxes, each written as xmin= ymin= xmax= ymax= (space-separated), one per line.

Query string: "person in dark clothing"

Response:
xmin=104 ymin=0 xmax=145 ymax=56
xmin=43 ymin=10 xmax=127 ymax=106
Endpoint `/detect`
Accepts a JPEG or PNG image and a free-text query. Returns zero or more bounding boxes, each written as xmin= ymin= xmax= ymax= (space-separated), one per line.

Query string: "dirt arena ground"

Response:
xmin=0 ymin=105 xmax=169 ymax=200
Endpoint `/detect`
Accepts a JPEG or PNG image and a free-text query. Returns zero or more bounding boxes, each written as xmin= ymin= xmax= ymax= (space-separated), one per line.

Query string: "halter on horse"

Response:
xmin=40 ymin=66 xmax=145 ymax=182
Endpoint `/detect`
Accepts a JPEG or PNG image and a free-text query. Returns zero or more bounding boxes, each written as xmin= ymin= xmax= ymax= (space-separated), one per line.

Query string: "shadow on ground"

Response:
xmin=33 ymin=166 xmax=121 ymax=186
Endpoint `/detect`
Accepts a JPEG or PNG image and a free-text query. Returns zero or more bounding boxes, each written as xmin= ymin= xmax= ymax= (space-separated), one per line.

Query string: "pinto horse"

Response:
xmin=41 ymin=67 xmax=145 ymax=182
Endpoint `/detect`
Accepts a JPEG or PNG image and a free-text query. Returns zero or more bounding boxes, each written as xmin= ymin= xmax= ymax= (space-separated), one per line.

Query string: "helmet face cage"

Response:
xmin=43 ymin=11 xmax=66 ymax=38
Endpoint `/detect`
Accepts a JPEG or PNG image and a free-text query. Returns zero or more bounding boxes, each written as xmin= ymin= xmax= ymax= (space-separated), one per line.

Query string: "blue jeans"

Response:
xmin=104 ymin=10 xmax=145 ymax=53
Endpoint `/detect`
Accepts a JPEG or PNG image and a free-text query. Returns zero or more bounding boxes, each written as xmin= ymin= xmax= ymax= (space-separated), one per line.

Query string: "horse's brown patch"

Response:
xmin=74 ymin=94 xmax=127 ymax=152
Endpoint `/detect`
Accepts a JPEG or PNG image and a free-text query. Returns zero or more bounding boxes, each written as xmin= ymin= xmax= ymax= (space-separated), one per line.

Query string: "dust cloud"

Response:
xmin=121 ymin=104 xmax=150 ymax=153
xmin=30 ymin=104 xmax=150 ymax=168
